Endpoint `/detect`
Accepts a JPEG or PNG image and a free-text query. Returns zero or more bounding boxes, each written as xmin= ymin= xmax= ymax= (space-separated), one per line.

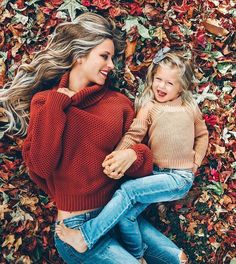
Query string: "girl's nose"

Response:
xmin=158 ymin=80 xmax=165 ymax=88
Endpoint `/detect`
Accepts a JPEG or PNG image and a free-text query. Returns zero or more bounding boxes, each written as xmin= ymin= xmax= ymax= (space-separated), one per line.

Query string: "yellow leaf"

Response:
xmin=2 ymin=234 xmax=15 ymax=248
xmin=14 ymin=237 xmax=22 ymax=252
xmin=187 ymin=221 xmax=197 ymax=235
xmin=213 ymin=144 xmax=225 ymax=154
xmin=0 ymin=204 xmax=11 ymax=220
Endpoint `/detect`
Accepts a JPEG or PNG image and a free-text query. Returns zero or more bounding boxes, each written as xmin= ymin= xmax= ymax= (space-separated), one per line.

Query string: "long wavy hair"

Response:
xmin=0 ymin=12 xmax=123 ymax=135
xmin=135 ymin=51 xmax=195 ymax=111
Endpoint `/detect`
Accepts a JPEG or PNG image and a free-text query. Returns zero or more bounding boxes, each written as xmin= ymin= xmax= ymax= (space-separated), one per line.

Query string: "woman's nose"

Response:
xmin=108 ymin=58 xmax=114 ymax=70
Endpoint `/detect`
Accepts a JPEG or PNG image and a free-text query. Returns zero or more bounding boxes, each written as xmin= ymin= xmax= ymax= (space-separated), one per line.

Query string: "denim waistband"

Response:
xmin=56 ymin=207 xmax=103 ymax=224
xmin=153 ymin=165 xmax=192 ymax=174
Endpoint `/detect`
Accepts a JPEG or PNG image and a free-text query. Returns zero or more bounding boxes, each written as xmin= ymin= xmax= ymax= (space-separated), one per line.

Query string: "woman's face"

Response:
xmin=73 ymin=39 xmax=115 ymax=88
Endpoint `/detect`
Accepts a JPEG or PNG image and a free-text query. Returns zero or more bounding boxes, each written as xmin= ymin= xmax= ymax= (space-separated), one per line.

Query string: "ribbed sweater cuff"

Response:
xmin=194 ymin=152 xmax=204 ymax=167
xmin=47 ymin=90 xmax=72 ymax=109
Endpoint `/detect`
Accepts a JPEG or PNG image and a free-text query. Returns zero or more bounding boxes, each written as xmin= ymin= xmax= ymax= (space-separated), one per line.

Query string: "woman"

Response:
xmin=0 ymin=12 xmax=186 ymax=264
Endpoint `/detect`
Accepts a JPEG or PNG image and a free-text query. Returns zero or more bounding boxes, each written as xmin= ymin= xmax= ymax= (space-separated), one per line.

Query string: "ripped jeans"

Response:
xmin=79 ymin=167 xmax=194 ymax=261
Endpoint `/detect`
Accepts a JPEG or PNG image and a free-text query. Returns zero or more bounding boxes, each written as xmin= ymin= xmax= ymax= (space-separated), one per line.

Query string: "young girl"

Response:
xmin=56 ymin=49 xmax=209 ymax=264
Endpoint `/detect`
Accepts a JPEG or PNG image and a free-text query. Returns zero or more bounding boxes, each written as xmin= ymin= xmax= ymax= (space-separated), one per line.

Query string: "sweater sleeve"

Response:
xmin=22 ymin=90 xmax=71 ymax=179
xmin=193 ymin=104 xmax=209 ymax=166
xmin=116 ymin=118 xmax=149 ymax=150
xmin=117 ymin=100 xmax=153 ymax=177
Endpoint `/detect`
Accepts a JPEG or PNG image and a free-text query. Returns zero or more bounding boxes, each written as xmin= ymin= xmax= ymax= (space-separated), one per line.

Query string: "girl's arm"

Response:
xmin=193 ymin=104 xmax=209 ymax=168
xmin=22 ymin=89 xmax=72 ymax=179
xmin=103 ymin=102 xmax=154 ymax=179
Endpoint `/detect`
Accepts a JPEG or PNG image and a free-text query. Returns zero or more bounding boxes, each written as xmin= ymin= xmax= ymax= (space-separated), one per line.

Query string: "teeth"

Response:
xmin=100 ymin=71 xmax=108 ymax=75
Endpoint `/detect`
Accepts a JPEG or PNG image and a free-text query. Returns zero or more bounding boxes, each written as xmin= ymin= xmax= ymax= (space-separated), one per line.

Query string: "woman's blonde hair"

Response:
xmin=135 ymin=51 xmax=195 ymax=111
xmin=0 ymin=12 xmax=123 ymax=135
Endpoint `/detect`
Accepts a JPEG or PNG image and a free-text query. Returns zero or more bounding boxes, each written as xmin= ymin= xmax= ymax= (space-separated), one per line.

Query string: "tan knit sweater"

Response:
xmin=116 ymin=97 xmax=209 ymax=169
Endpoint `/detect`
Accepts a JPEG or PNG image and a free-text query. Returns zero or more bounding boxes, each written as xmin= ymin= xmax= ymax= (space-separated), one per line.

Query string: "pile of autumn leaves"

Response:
xmin=0 ymin=0 xmax=235 ymax=263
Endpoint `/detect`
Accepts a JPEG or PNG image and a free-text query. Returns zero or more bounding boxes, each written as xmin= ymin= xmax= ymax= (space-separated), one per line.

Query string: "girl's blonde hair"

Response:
xmin=135 ymin=51 xmax=195 ymax=111
xmin=0 ymin=12 xmax=123 ymax=135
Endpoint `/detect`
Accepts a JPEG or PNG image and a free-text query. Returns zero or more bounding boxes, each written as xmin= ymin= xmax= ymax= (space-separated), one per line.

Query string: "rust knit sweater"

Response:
xmin=22 ymin=73 xmax=153 ymax=211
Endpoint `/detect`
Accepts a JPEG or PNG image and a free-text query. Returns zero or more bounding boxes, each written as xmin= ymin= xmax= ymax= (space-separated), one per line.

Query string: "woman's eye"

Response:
xmin=101 ymin=54 xmax=108 ymax=60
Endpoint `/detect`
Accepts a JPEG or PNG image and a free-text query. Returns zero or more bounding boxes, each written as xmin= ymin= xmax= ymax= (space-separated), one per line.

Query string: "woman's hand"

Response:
xmin=57 ymin=88 xmax=76 ymax=98
xmin=102 ymin=149 xmax=137 ymax=179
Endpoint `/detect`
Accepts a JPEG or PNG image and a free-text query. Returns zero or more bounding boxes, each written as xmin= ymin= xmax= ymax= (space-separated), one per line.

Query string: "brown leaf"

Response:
xmin=203 ymin=18 xmax=229 ymax=36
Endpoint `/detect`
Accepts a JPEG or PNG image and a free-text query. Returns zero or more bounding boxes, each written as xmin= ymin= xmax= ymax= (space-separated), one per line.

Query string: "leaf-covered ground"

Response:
xmin=0 ymin=0 xmax=235 ymax=263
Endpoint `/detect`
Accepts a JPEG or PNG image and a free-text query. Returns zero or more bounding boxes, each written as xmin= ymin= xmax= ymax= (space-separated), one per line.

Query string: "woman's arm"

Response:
xmin=22 ymin=89 xmax=72 ymax=179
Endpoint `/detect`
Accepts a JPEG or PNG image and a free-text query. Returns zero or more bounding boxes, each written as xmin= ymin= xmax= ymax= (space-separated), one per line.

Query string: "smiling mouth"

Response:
xmin=157 ymin=90 xmax=167 ymax=97
xmin=100 ymin=70 xmax=108 ymax=78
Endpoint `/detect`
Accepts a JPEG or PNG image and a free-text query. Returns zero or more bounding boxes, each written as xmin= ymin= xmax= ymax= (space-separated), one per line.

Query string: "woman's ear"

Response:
xmin=76 ymin=58 xmax=83 ymax=64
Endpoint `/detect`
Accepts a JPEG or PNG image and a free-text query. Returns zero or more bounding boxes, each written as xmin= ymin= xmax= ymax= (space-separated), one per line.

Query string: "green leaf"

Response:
xmin=58 ymin=0 xmax=88 ymax=21
xmin=206 ymin=182 xmax=224 ymax=196
xmin=211 ymin=51 xmax=224 ymax=59
xmin=123 ymin=16 xmax=151 ymax=39
xmin=12 ymin=13 xmax=29 ymax=25
xmin=194 ymin=85 xmax=218 ymax=103
xmin=217 ymin=63 xmax=232 ymax=75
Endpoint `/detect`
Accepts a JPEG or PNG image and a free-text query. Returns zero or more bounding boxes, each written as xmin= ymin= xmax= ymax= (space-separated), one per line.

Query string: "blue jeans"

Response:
xmin=80 ymin=168 xmax=194 ymax=258
xmin=54 ymin=208 xmax=184 ymax=263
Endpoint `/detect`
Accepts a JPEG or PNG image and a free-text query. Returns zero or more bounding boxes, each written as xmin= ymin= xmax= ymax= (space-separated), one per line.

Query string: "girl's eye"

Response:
xmin=155 ymin=77 xmax=161 ymax=81
xmin=167 ymin=82 xmax=173 ymax=86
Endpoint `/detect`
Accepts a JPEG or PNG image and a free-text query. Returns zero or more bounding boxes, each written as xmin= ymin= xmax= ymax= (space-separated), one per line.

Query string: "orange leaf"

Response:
xmin=0 ymin=30 xmax=4 ymax=49
xmin=0 ymin=58 xmax=6 ymax=87
xmin=203 ymin=18 xmax=229 ymax=36
xmin=125 ymin=40 xmax=137 ymax=58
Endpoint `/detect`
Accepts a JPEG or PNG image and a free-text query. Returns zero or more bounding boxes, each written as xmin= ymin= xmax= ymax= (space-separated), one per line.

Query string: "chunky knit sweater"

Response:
xmin=116 ymin=97 xmax=208 ymax=169
xmin=22 ymin=73 xmax=153 ymax=211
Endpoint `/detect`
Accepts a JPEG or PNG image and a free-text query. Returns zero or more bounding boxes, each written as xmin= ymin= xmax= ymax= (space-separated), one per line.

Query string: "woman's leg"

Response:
xmin=57 ymin=169 xmax=193 ymax=252
xmin=54 ymin=212 xmax=140 ymax=264
xmin=55 ymin=232 xmax=141 ymax=264
xmin=139 ymin=216 xmax=188 ymax=264
xmin=118 ymin=203 xmax=148 ymax=259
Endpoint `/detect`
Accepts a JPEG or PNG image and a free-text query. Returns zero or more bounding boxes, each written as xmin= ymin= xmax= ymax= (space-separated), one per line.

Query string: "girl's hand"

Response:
xmin=192 ymin=163 xmax=198 ymax=174
xmin=102 ymin=149 xmax=137 ymax=179
xmin=57 ymin=88 xmax=76 ymax=98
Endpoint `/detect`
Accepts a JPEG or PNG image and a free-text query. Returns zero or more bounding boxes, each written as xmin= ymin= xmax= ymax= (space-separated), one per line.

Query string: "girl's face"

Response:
xmin=152 ymin=65 xmax=182 ymax=103
xmin=71 ymin=39 xmax=115 ymax=89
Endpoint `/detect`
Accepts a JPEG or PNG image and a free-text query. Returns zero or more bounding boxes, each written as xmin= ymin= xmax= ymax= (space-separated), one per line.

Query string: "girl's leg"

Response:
xmin=57 ymin=169 xmax=193 ymax=252
xmin=139 ymin=216 xmax=188 ymax=264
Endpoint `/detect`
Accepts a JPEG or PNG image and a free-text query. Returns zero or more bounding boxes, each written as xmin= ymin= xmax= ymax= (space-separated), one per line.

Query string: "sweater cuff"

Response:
xmin=194 ymin=152 xmax=203 ymax=167
xmin=47 ymin=90 xmax=72 ymax=109
xmin=126 ymin=144 xmax=153 ymax=177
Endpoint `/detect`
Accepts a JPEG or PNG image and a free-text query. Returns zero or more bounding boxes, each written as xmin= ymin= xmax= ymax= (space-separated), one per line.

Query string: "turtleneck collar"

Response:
xmin=57 ymin=72 xmax=108 ymax=109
